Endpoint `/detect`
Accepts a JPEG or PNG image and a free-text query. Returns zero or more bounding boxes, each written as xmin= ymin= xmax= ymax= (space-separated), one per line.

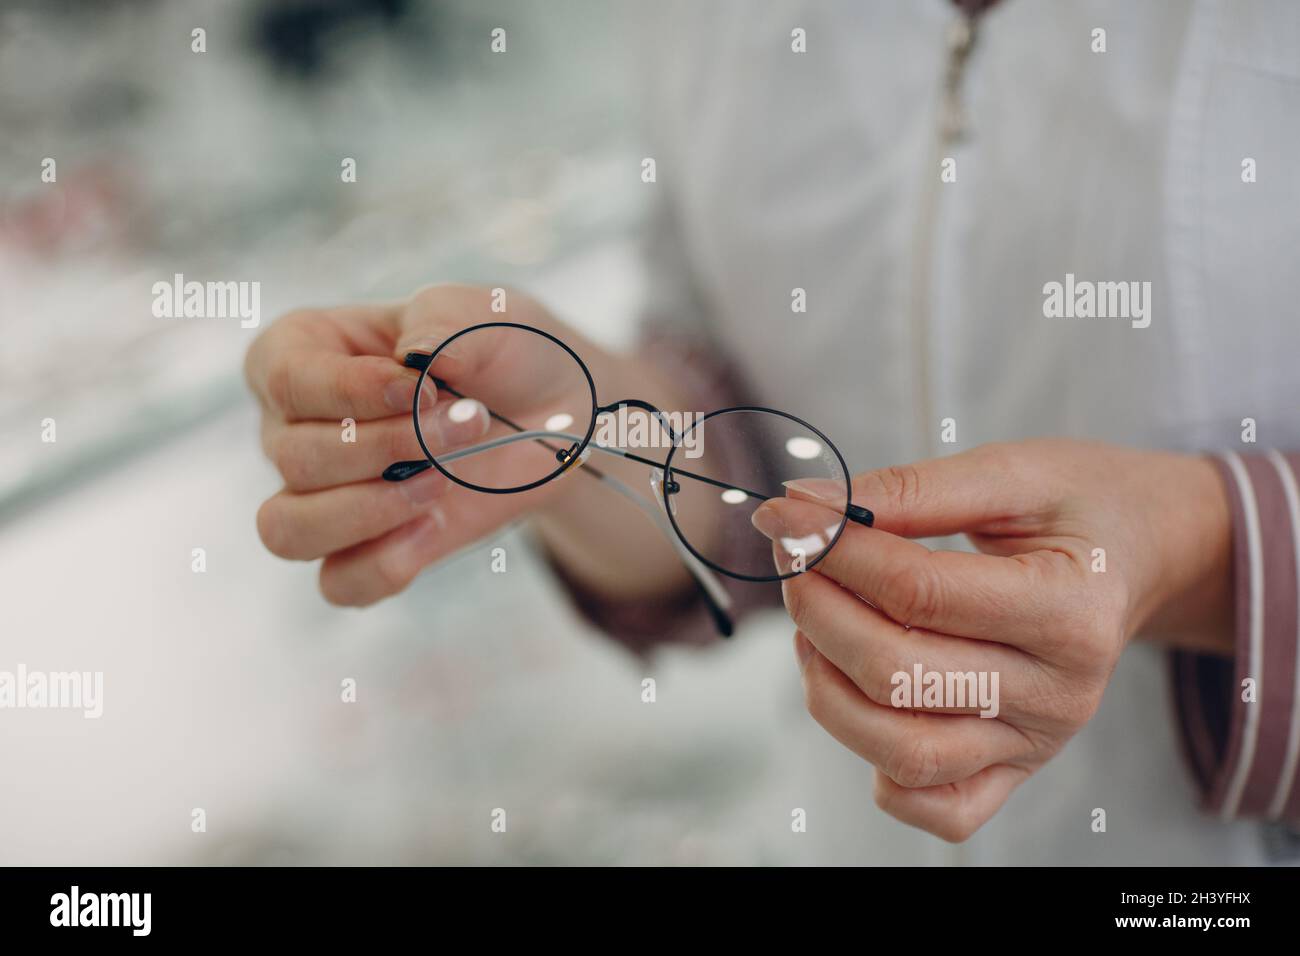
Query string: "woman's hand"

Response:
xmin=245 ymin=284 xmax=677 ymax=607
xmin=751 ymin=439 xmax=1233 ymax=841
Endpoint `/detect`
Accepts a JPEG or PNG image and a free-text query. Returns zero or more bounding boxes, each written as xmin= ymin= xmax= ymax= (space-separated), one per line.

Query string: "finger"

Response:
xmin=245 ymin=304 xmax=401 ymax=390
xmin=270 ymin=352 xmax=422 ymax=423
xmin=782 ymin=569 xmax=1032 ymax=716
xmin=317 ymin=482 xmax=553 ymax=606
xmin=317 ymin=512 xmax=447 ymax=606
xmin=757 ymin=497 xmax=1074 ymax=648
xmin=256 ymin=470 xmax=454 ymax=561
xmin=261 ymin=397 xmax=490 ymax=492
xmin=797 ymin=633 xmax=1034 ymax=787
xmin=785 ymin=443 xmax=1056 ymax=540
xmin=873 ymin=764 xmax=1029 ymax=843
xmin=395 ymin=285 xmax=481 ymax=356
xmin=394 ymin=284 xmax=514 ymax=356
xmin=245 ymin=305 xmax=418 ymax=421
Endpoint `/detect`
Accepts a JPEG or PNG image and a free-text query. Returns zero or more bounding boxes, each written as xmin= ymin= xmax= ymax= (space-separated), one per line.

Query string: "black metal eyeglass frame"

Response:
xmin=381 ymin=321 xmax=874 ymax=636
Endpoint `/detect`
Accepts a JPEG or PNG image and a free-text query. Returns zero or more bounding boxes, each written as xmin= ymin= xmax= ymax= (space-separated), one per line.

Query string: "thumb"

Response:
xmin=392 ymin=284 xmax=496 ymax=358
xmin=787 ymin=444 xmax=1053 ymax=540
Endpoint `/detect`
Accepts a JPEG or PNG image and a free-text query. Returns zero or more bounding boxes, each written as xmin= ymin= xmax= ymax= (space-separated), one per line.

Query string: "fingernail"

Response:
xmin=794 ymin=632 xmax=815 ymax=670
xmin=384 ymin=377 xmax=417 ymax=413
xmin=447 ymin=397 xmax=482 ymax=424
xmin=783 ymin=478 xmax=845 ymax=505
xmin=753 ymin=500 xmax=838 ymax=574
xmin=750 ymin=501 xmax=786 ymax=540
xmin=398 ymin=468 xmax=446 ymax=506
xmin=430 ymin=397 xmax=489 ymax=445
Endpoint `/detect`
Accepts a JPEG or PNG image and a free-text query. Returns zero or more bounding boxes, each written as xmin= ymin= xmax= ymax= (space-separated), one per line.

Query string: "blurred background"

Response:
xmin=2 ymin=0 xmax=1248 ymax=867
xmin=0 ymin=0 xmax=942 ymax=865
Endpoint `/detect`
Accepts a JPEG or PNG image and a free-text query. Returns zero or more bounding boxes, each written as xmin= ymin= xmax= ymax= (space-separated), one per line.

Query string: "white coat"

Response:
xmin=637 ymin=0 xmax=1300 ymax=863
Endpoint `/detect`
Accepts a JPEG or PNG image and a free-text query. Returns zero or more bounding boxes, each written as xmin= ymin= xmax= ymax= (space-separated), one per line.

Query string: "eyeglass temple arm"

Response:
xmin=382 ymin=430 xmax=734 ymax=635
xmin=384 ymin=426 xmax=733 ymax=613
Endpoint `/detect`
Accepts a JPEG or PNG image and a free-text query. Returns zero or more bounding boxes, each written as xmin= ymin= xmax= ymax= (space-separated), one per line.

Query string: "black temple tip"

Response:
xmin=403 ymin=352 xmax=433 ymax=371
xmin=383 ymin=460 xmax=432 ymax=482
xmin=847 ymin=504 xmax=874 ymax=527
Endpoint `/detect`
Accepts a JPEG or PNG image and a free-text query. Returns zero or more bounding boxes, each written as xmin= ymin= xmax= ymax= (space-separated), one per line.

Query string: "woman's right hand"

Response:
xmin=244 ymin=284 xmax=611 ymax=606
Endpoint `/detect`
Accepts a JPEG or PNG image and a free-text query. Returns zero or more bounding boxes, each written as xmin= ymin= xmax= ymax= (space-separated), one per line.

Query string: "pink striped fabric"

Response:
xmin=1172 ymin=451 xmax=1300 ymax=825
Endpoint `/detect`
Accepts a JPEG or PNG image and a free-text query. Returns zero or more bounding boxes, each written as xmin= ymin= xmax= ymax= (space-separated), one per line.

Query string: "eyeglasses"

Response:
xmin=382 ymin=321 xmax=873 ymax=636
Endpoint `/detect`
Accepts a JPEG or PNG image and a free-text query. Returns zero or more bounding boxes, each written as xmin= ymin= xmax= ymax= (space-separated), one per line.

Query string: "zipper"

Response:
xmin=908 ymin=10 xmax=979 ymax=869
xmin=940 ymin=14 xmax=978 ymax=142
xmin=909 ymin=12 xmax=978 ymax=461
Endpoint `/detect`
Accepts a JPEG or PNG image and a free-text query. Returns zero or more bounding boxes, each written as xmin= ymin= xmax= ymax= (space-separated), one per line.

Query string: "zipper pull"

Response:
xmin=941 ymin=13 xmax=978 ymax=143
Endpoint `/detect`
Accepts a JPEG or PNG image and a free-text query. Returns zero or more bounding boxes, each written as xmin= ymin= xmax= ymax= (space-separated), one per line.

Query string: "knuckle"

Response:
xmin=801 ymin=654 xmax=832 ymax=724
xmin=409 ymin=283 xmax=454 ymax=309
xmin=270 ymin=433 xmax=312 ymax=490
xmin=318 ymin=572 xmax=353 ymax=607
xmin=407 ymin=286 xmax=439 ymax=313
xmin=402 ymin=288 xmax=472 ymax=355
xmin=1052 ymin=583 xmax=1126 ymax=670
xmin=939 ymin=785 xmax=997 ymax=843
xmin=873 ymin=774 xmax=897 ymax=813
xmin=1061 ymin=691 xmax=1103 ymax=730
xmin=319 ymin=568 xmax=368 ymax=608
xmin=884 ymin=463 xmax=925 ymax=513
xmin=258 ymin=419 xmax=278 ymax=462
xmin=781 ymin=577 xmax=812 ymax=628
xmin=408 ymin=283 xmax=475 ymax=323
xmin=330 ymin=360 xmax=357 ymax=417
xmin=859 ymin=464 xmax=926 ymax=514
xmin=976 ymin=440 xmax=1025 ymax=474
xmin=264 ymin=358 xmax=295 ymax=415
xmin=242 ymin=340 xmax=265 ymax=392
xmin=878 ymin=560 xmax=943 ymax=626
xmin=935 ymin=809 xmax=979 ymax=844
xmin=341 ymin=356 xmax=390 ymax=415
xmin=885 ymin=733 xmax=943 ymax=789
xmin=279 ymin=306 xmax=321 ymax=328
xmin=372 ymin=550 xmax=416 ymax=599
xmin=857 ymin=647 xmax=900 ymax=706
xmin=974 ymin=440 xmax=1014 ymax=463
xmin=256 ymin=498 xmax=296 ymax=559
xmin=258 ymin=309 xmax=328 ymax=412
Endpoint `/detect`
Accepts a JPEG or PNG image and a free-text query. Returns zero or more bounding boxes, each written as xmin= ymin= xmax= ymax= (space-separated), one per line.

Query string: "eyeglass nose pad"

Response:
xmin=649 ymin=470 xmax=679 ymax=516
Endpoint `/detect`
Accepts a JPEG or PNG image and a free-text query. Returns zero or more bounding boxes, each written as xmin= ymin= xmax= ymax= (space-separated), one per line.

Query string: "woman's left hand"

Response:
xmin=751 ymin=439 xmax=1233 ymax=842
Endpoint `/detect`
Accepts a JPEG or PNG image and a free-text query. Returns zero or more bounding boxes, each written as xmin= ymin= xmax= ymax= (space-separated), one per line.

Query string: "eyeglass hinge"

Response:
xmin=555 ymin=444 xmax=585 ymax=468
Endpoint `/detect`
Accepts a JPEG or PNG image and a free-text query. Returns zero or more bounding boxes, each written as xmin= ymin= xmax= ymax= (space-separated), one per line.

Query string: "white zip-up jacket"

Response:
xmin=583 ymin=0 xmax=1300 ymax=864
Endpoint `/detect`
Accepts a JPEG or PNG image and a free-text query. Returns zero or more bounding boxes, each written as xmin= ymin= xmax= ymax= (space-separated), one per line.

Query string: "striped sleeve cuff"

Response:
xmin=1171 ymin=450 xmax=1300 ymax=824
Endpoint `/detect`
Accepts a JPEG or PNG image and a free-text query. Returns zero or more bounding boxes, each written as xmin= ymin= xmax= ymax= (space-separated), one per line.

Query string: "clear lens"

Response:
xmin=663 ymin=409 xmax=849 ymax=581
xmin=416 ymin=324 xmax=597 ymax=493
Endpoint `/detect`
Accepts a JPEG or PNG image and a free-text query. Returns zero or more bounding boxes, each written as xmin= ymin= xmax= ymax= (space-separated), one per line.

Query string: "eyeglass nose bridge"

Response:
xmin=648 ymin=469 xmax=680 ymax=515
